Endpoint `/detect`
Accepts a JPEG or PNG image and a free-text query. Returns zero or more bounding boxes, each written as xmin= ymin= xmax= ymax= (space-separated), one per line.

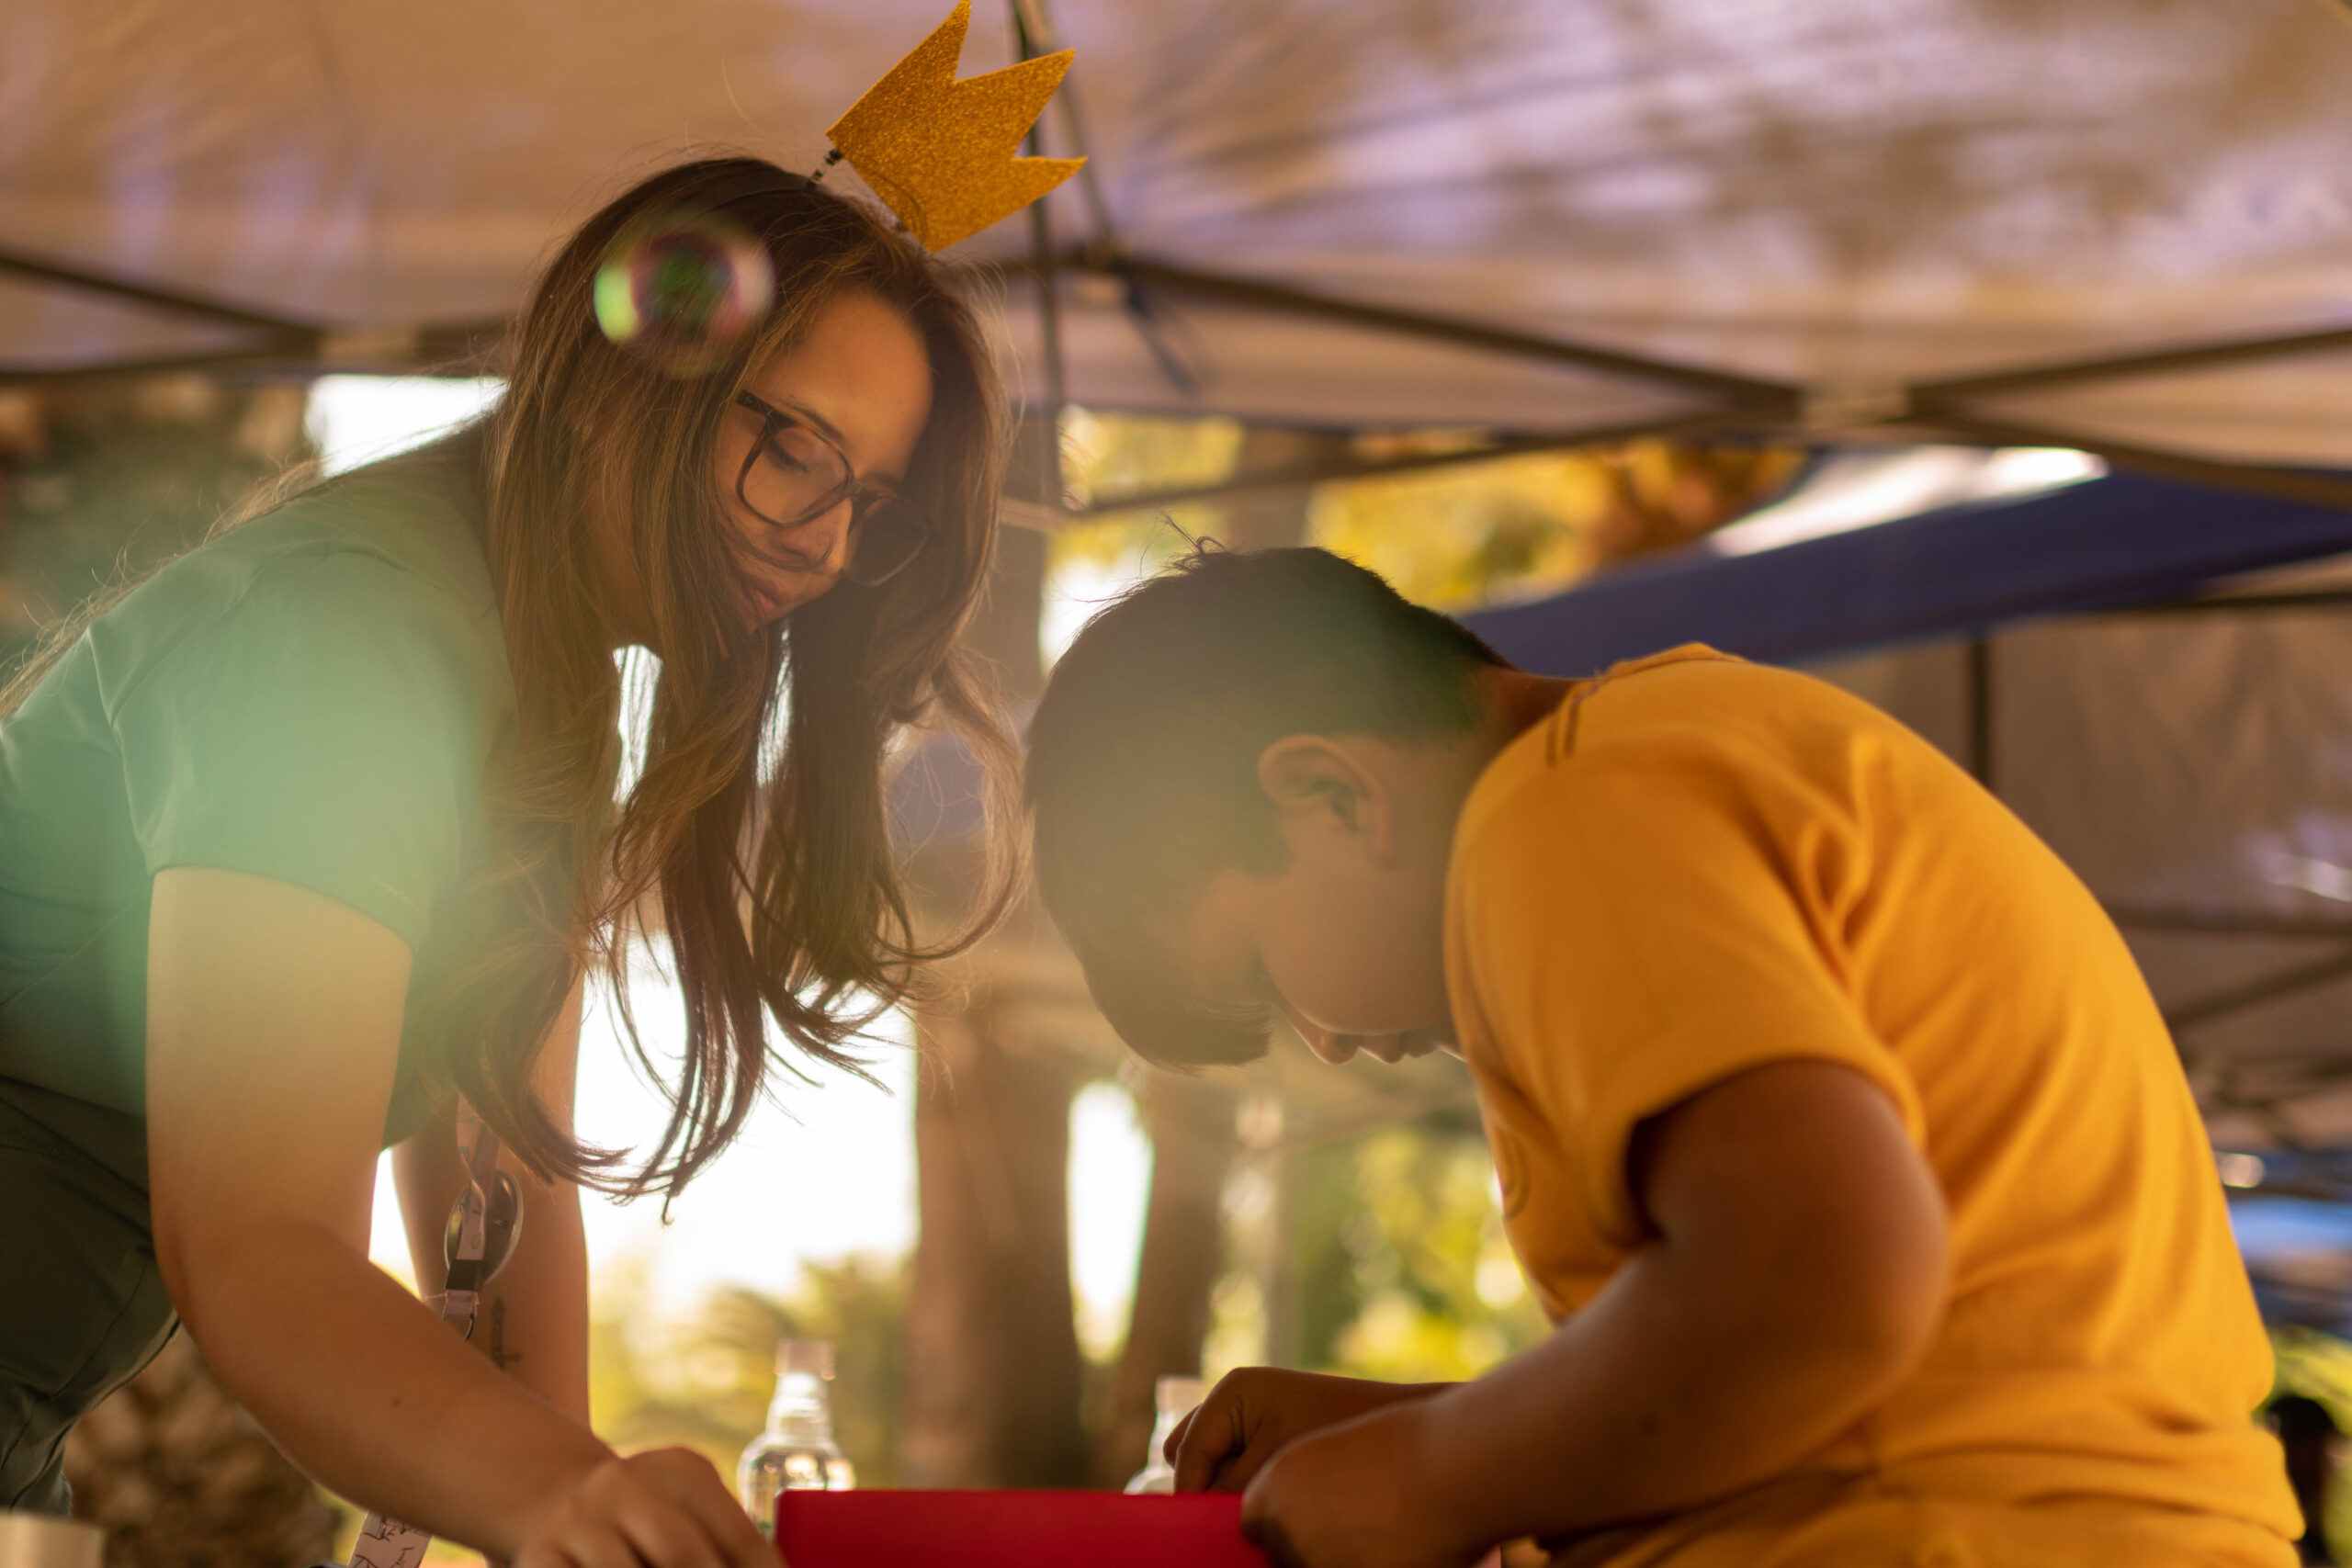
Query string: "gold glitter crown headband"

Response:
xmin=815 ymin=0 xmax=1085 ymax=252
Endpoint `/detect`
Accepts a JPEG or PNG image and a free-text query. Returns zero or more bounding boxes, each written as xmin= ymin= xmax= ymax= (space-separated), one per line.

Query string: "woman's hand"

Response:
xmin=1239 ymin=1401 xmax=1487 ymax=1568
xmin=1170 ymin=1369 xmax=1450 ymax=1494
xmin=514 ymin=1449 xmax=774 ymax=1568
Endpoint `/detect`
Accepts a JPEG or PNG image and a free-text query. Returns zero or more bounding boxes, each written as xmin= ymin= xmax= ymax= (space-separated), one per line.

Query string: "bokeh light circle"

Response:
xmin=594 ymin=209 xmax=776 ymax=378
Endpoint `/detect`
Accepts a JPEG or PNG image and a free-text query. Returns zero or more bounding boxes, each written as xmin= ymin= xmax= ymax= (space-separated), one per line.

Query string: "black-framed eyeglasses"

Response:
xmin=731 ymin=391 xmax=932 ymax=588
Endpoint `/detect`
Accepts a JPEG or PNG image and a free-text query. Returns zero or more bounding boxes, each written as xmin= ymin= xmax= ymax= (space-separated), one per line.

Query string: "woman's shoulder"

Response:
xmin=92 ymin=445 xmax=506 ymax=697
xmin=204 ymin=443 xmax=493 ymax=608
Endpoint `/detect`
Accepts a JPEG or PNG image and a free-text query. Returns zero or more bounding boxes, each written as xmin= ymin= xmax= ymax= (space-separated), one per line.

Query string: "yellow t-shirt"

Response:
xmin=1445 ymin=649 xmax=2299 ymax=1568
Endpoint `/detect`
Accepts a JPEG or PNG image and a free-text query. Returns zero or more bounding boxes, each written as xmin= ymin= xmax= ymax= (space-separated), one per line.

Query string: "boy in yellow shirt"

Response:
xmin=1023 ymin=547 xmax=2300 ymax=1568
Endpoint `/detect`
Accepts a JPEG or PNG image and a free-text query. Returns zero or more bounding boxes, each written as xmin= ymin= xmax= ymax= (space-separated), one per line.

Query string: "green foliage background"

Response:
xmin=2270 ymin=1326 xmax=2352 ymax=1558
xmin=1205 ymin=1114 xmax=1550 ymax=1384
xmin=591 ymin=1255 xmax=910 ymax=1487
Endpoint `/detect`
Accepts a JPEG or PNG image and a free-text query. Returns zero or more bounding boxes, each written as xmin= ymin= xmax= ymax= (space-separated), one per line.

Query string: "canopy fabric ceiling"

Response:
xmin=5 ymin=0 xmax=2351 ymax=469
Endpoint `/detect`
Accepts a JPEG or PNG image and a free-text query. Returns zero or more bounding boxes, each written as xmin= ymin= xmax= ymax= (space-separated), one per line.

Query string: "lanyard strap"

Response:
xmin=439 ymin=1100 xmax=503 ymax=1337
xmin=350 ymin=1101 xmax=503 ymax=1568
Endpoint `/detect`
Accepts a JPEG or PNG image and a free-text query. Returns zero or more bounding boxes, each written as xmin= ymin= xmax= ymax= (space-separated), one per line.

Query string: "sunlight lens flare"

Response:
xmin=594 ymin=209 xmax=775 ymax=378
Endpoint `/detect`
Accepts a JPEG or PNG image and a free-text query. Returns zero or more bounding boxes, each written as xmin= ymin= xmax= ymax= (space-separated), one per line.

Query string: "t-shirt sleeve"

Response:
xmin=107 ymin=549 xmax=493 ymax=953
xmin=1453 ymin=731 xmax=1927 ymax=1250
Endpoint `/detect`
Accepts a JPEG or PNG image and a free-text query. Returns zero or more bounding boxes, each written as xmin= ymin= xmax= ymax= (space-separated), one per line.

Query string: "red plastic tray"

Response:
xmin=772 ymin=1490 xmax=1267 ymax=1568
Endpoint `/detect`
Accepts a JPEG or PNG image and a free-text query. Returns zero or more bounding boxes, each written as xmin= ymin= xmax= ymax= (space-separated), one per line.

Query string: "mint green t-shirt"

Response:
xmin=0 ymin=446 xmax=514 ymax=1168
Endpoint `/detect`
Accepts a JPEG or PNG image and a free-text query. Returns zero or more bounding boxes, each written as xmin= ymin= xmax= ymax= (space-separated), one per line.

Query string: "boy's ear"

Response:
xmin=1256 ymin=736 xmax=1385 ymax=842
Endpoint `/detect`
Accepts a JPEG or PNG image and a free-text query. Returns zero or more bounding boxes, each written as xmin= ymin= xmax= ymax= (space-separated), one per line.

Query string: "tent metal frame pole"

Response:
xmin=1910 ymin=322 xmax=2352 ymax=401
xmin=0 ymin=242 xmax=319 ymax=341
xmin=1074 ymin=253 xmax=1801 ymax=407
xmin=2163 ymin=948 xmax=2352 ymax=1034
xmin=0 ymin=314 xmax=507 ymax=387
xmin=0 ymin=346 xmax=315 ymax=386
xmin=1904 ymin=408 xmax=2352 ymax=512
xmin=1010 ymin=0 xmax=1069 ymax=519
xmin=1964 ymin=637 xmax=1996 ymax=791
xmin=1007 ymin=0 xmax=1118 ymax=252
xmin=2110 ymin=908 xmax=2352 ymax=940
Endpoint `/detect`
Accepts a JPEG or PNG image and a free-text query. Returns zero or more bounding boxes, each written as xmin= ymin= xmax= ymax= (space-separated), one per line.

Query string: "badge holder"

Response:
xmin=338 ymin=1103 xmax=521 ymax=1568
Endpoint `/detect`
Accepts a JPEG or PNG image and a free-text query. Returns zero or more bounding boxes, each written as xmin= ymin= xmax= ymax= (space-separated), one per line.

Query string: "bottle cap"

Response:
xmin=776 ymin=1338 xmax=837 ymax=1379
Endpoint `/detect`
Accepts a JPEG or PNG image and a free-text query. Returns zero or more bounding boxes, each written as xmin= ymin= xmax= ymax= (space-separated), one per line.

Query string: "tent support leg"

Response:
xmin=1012 ymin=1 xmax=1067 ymax=518
xmin=1965 ymin=637 xmax=1995 ymax=793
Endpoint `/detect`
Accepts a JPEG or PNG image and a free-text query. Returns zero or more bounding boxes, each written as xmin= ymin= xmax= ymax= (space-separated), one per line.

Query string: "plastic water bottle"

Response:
xmin=738 ymin=1339 xmax=855 ymax=1535
xmin=1125 ymin=1375 xmax=1208 ymax=1494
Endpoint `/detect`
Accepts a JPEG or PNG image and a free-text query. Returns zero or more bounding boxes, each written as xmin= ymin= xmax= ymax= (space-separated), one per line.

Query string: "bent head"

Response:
xmin=1025 ymin=547 xmax=1510 ymax=1069
xmin=496 ymin=156 xmax=999 ymax=666
xmin=447 ymin=160 xmax=1017 ymax=1199
xmin=712 ymin=292 xmax=933 ymax=627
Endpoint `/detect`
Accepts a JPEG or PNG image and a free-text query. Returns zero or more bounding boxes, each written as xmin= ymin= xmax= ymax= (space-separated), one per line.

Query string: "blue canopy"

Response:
xmin=1461 ymin=472 xmax=2352 ymax=674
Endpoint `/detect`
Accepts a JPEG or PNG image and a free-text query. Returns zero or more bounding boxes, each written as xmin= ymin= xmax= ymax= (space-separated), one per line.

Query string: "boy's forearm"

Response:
xmin=1416 ymin=1061 xmax=1948 ymax=1546
xmin=1420 ymin=1249 xmax=1911 ymax=1540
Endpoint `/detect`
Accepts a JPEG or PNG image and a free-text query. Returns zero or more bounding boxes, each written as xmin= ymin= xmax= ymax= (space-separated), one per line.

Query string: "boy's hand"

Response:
xmin=1171 ymin=1369 xmax=1449 ymax=1493
xmin=1239 ymin=1400 xmax=1486 ymax=1568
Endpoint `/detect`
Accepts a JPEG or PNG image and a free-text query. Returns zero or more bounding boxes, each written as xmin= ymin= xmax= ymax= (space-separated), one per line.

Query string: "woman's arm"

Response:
xmin=146 ymin=867 xmax=766 ymax=1566
xmin=392 ymin=982 xmax=590 ymax=1422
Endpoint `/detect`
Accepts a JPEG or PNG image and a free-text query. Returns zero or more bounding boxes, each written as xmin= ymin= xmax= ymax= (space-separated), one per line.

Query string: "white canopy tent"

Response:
xmin=13 ymin=0 xmax=2352 ymax=1163
xmin=5 ymin=0 xmax=2351 ymax=505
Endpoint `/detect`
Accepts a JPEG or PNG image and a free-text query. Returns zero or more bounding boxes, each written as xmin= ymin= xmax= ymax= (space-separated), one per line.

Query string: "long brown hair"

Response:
xmin=447 ymin=157 xmax=1021 ymax=1197
xmin=3 ymin=158 xmax=1023 ymax=1199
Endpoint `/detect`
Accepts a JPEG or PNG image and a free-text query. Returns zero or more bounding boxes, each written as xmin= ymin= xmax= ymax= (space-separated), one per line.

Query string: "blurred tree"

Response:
xmin=1312 ymin=439 xmax=1804 ymax=612
xmin=1327 ymin=1120 xmax=1548 ymax=1381
xmin=903 ymin=987 xmax=1091 ymax=1487
xmin=1584 ymin=442 xmax=1805 ymax=565
xmin=1096 ymin=1074 xmax=1237 ymax=1486
xmin=1284 ymin=1137 xmax=1371 ymax=1371
xmin=1311 ymin=449 xmax=1607 ymax=610
xmin=63 ymin=1334 xmax=340 ymax=1568
xmin=2271 ymin=1327 xmax=2352 ymax=1562
xmin=1209 ymin=1113 xmax=1549 ymax=1387
xmin=0 ymin=374 xmax=311 ymax=671
xmin=1058 ymin=408 xmax=1242 ymax=512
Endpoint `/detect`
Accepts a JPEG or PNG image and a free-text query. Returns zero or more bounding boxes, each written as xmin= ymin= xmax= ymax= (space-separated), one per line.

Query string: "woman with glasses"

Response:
xmin=0 ymin=159 xmax=1016 ymax=1567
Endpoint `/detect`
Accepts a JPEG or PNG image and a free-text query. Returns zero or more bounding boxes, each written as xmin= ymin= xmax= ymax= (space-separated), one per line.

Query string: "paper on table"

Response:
xmin=771 ymin=1489 xmax=1267 ymax=1568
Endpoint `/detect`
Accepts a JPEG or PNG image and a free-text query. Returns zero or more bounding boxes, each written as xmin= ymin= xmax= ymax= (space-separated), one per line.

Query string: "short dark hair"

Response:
xmin=1024 ymin=546 xmax=1507 ymax=1066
